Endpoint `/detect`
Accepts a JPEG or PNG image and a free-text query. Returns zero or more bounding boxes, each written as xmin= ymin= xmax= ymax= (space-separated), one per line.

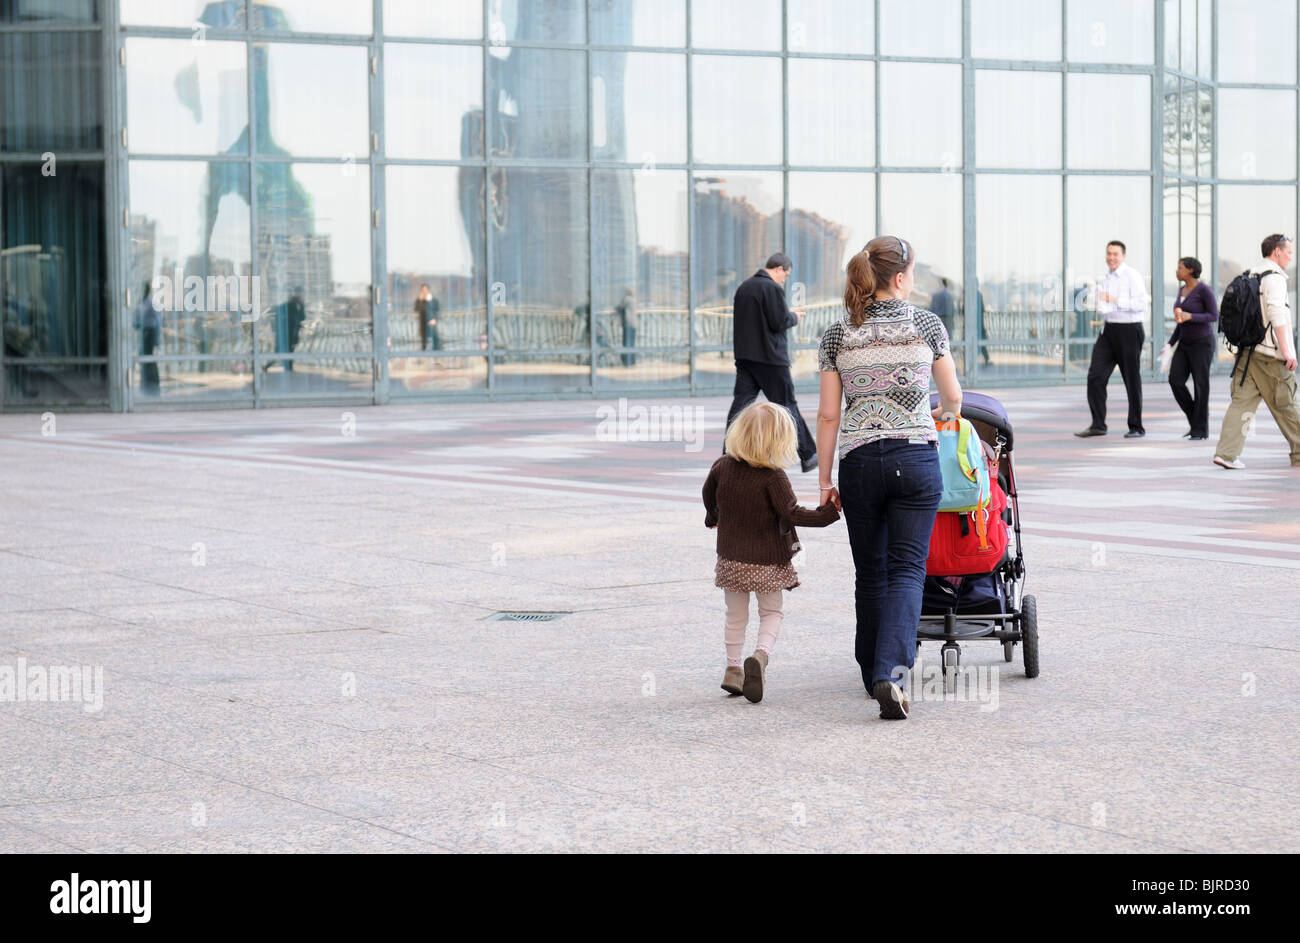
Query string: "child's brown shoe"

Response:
xmin=721 ymin=665 xmax=744 ymax=695
xmin=742 ymin=650 xmax=769 ymax=703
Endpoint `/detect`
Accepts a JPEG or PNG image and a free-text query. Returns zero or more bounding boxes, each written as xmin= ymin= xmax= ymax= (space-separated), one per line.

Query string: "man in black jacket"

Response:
xmin=725 ymin=252 xmax=817 ymax=472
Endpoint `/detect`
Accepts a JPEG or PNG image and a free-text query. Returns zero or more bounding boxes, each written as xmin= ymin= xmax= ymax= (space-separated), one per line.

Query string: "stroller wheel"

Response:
xmin=1020 ymin=595 xmax=1040 ymax=678
xmin=1003 ymin=640 xmax=1014 ymax=662
xmin=941 ymin=643 xmax=960 ymax=694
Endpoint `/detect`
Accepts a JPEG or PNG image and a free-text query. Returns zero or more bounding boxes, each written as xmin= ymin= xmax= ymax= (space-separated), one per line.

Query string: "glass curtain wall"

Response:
xmin=7 ymin=0 xmax=1300 ymax=410
xmin=1 ymin=5 xmax=108 ymax=408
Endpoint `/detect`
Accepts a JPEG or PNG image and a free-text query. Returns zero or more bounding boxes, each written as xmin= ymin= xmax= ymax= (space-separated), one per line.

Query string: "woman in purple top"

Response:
xmin=1169 ymin=256 xmax=1219 ymax=440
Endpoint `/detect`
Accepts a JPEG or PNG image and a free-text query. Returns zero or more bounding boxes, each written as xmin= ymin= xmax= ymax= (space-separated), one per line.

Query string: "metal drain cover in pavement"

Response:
xmin=484 ymin=611 xmax=571 ymax=623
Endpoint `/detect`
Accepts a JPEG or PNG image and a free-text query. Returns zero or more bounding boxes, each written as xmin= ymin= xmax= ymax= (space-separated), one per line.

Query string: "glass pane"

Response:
xmin=976 ymin=70 xmax=1061 ymax=169
xmin=3 ymin=0 xmax=97 ymax=23
xmin=1196 ymin=0 xmax=1211 ymax=79
xmin=1161 ymin=75 xmax=1178 ymax=172
xmin=592 ymin=52 xmax=686 ymax=164
xmin=881 ymin=63 xmax=961 ymax=168
xmin=595 ymin=351 xmax=688 ymax=388
xmin=252 ymin=0 xmax=372 ymax=34
xmin=787 ymin=0 xmax=874 ymax=55
xmin=257 ymin=163 xmax=372 ymax=357
xmin=2 ymin=163 xmax=106 ymax=364
xmin=1066 ymin=0 xmax=1154 ymax=64
xmin=1218 ymin=89 xmax=1297 ymax=181
xmin=1178 ymin=79 xmax=1196 ymax=176
xmin=1217 ymin=0 xmax=1297 ymax=84
xmin=692 ymin=0 xmax=781 ymax=51
xmin=789 ymin=60 xmax=874 ymax=167
xmin=972 ymin=0 xmax=1061 ymax=61
xmin=786 ymin=172 xmax=875 ymax=346
xmin=491 ymin=353 xmax=591 ymax=392
xmin=1 ymin=32 xmax=102 ymax=152
xmin=881 ymin=173 xmax=963 ymax=355
xmin=132 ymin=361 xmax=253 ymax=404
xmin=489 ymin=169 xmax=588 ymax=352
xmin=385 ymin=44 xmax=483 ymax=160
xmin=1179 ymin=0 xmax=1196 ymax=75
xmin=691 ymin=56 xmax=782 ymax=164
xmin=1068 ymin=74 xmax=1150 ymax=170
xmin=1197 ymin=184 xmax=1211 ymax=272
xmin=386 ymin=166 xmax=485 ymax=354
xmin=122 ymin=0 xmax=240 ymax=28
xmin=693 ymin=349 xmax=737 ymax=388
xmin=256 ymin=44 xmax=368 ymax=158
xmin=125 ymin=38 xmax=246 ymax=156
xmin=257 ymin=357 xmax=373 ymax=398
xmin=1217 ymin=186 xmax=1297 ymax=306
xmin=488 ymin=47 xmax=586 ymax=161
xmin=1196 ymin=86 xmax=1212 ymax=177
xmin=691 ymin=171 xmax=782 ymax=348
xmin=976 ymin=175 xmax=1063 ymax=375
xmin=1067 ymin=176 xmax=1152 ymax=359
xmin=384 ymin=0 xmax=482 ymax=39
xmin=6 ymin=364 xmax=107 ymax=406
xmin=491 ymin=0 xmax=585 ymax=43
xmin=590 ymin=0 xmax=686 ymax=47
xmin=128 ymin=160 xmax=252 ymax=384
xmin=389 ymin=356 xmax=489 ymax=396
xmin=592 ymin=170 xmax=689 ymax=359
xmin=880 ymin=0 xmax=961 ymax=57
xmin=1159 ymin=182 xmax=1180 ymax=351
xmin=1163 ymin=0 xmax=1178 ymax=71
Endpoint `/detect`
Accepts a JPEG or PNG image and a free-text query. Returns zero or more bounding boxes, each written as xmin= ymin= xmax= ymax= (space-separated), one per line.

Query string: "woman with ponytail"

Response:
xmin=815 ymin=237 xmax=964 ymax=719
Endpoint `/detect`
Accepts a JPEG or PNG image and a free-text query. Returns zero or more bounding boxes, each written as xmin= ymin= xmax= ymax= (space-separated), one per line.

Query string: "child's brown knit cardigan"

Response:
xmin=702 ymin=456 xmax=840 ymax=563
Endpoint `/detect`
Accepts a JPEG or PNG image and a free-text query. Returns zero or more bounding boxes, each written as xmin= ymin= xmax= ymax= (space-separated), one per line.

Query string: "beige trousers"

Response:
xmin=1215 ymin=354 xmax=1300 ymax=464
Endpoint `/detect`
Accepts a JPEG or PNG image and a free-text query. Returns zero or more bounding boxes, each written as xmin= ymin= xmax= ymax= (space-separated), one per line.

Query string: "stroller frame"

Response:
xmin=918 ymin=392 xmax=1040 ymax=689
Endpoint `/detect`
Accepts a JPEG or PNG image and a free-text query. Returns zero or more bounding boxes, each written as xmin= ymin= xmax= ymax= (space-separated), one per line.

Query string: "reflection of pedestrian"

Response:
xmin=416 ymin=283 xmax=441 ymax=351
xmin=616 ymin=289 xmax=637 ymax=366
xmin=724 ymin=252 xmax=817 ymax=473
xmin=1077 ymin=240 xmax=1149 ymax=438
xmin=135 ymin=280 xmax=161 ymax=395
xmin=929 ymin=277 xmax=955 ymax=336
xmin=1168 ymin=256 xmax=1218 ymax=440
xmin=270 ymin=288 xmax=306 ymax=371
xmin=975 ymin=285 xmax=990 ymax=365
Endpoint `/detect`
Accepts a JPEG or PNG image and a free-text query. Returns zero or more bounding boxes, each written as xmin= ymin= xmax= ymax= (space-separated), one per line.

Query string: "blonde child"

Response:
xmin=703 ymin=402 xmax=840 ymax=702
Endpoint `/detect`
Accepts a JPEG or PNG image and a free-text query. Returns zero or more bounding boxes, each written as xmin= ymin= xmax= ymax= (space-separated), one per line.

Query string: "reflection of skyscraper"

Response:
xmin=787 ymin=208 xmax=847 ymax=301
xmin=691 ymin=178 xmax=777 ymax=306
xmin=458 ymin=4 xmax=638 ymax=318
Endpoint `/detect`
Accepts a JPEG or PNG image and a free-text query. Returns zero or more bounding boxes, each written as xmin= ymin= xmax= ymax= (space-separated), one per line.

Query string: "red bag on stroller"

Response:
xmin=926 ymin=450 xmax=1009 ymax=577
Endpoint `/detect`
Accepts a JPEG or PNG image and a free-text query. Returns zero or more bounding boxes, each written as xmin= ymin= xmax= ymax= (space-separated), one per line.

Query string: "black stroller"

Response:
xmin=920 ymin=391 xmax=1039 ymax=691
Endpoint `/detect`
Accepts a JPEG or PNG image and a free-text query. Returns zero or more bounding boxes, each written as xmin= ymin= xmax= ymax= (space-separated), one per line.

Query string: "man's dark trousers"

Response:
xmin=725 ymin=359 xmax=816 ymax=462
xmin=1086 ymin=321 xmax=1145 ymax=433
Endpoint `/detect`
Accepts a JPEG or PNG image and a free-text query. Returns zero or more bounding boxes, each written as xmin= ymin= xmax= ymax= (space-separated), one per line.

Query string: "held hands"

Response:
xmin=819 ymin=485 xmax=841 ymax=511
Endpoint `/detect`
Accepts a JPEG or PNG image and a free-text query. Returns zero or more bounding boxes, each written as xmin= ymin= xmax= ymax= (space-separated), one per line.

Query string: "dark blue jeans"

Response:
xmin=838 ymin=439 xmax=942 ymax=693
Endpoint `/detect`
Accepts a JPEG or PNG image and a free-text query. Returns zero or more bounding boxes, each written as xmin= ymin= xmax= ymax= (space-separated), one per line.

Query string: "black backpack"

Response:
xmin=1218 ymin=269 xmax=1275 ymax=385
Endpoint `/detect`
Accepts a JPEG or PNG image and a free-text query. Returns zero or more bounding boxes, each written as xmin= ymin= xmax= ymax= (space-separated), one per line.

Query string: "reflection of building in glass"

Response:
xmin=788 ymin=208 xmax=849 ymax=302
xmin=692 ymin=178 xmax=778 ymax=307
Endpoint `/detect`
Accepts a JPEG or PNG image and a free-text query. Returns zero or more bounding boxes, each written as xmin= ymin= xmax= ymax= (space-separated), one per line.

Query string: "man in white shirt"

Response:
xmin=1076 ymin=240 xmax=1150 ymax=438
xmin=1213 ymin=233 xmax=1300 ymax=469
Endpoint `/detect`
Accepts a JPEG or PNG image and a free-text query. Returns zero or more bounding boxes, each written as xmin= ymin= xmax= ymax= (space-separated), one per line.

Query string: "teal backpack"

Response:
xmin=935 ymin=416 xmax=993 ymax=548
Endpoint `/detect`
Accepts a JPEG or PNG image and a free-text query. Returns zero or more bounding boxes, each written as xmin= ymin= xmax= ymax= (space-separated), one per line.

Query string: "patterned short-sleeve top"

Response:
xmin=817 ymin=298 xmax=951 ymax=458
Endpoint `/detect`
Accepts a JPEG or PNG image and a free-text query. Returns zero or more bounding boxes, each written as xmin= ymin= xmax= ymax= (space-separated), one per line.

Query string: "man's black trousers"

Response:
xmin=725 ymin=358 xmax=816 ymax=462
xmin=1086 ymin=321 xmax=1145 ymax=434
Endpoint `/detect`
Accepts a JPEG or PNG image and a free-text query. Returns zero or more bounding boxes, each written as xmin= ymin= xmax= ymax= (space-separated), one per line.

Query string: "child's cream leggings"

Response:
xmin=723 ymin=590 xmax=784 ymax=666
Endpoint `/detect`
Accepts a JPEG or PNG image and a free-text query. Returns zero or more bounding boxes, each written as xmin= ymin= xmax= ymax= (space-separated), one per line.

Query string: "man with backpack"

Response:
xmin=1213 ymin=234 xmax=1300 ymax=469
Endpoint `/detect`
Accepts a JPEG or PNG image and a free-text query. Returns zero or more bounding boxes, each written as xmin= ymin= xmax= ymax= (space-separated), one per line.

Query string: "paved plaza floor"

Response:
xmin=1 ymin=374 xmax=1297 ymax=853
